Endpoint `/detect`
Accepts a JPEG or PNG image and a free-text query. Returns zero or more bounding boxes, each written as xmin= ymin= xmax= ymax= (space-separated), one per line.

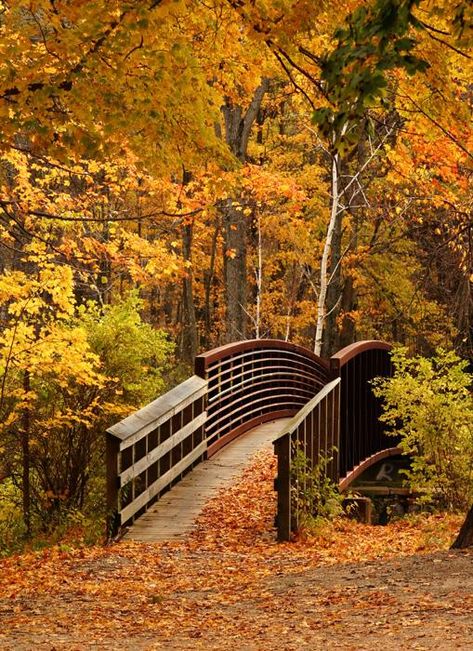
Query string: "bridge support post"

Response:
xmin=106 ymin=432 xmax=120 ymax=539
xmin=274 ymin=434 xmax=292 ymax=541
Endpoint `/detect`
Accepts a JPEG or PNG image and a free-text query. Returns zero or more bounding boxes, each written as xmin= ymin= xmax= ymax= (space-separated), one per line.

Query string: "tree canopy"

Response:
xmin=0 ymin=0 xmax=472 ymax=546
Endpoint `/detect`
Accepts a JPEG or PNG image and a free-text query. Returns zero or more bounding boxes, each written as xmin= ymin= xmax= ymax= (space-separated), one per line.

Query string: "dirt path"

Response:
xmin=1 ymin=450 xmax=472 ymax=650
xmin=163 ymin=549 xmax=473 ymax=651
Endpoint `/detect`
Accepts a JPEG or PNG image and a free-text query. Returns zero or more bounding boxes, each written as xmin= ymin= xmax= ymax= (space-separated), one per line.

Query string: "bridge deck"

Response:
xmin=124 ymin=418 xmax=290 ymax=542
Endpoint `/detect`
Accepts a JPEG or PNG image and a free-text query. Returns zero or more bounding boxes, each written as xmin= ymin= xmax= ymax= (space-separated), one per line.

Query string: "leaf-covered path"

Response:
xmin=1 ymin=451 xmax=472 ymax=650
xmin=125 ymin=419 xmax=288 ymax=542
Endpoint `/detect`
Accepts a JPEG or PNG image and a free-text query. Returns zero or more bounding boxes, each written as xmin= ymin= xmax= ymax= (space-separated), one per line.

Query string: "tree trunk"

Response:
xmin=203 ymin=217 xmax=220 ymax=348
xmin=223 ymin=199 xmax=247 ymax=342
xmin=254 ymin=211 xmax=262 ymax=338
xmin=181 ymin=220 xmax=198 ymax=362
xmin=314 ymin=152 xmax=340 ymax=356
xmin=22 ymin=369 xmax=31 ymax=538
xmin=451 ymin=504 xmax=473 ymax=549
xmin=220 ymin=79 xmax=269 ymax=343
xmin=322 ymin=194 xmax=343 ymax=358
xmin=338 ymin=274 xmax=357 ymax=348
xmin=221 ymin=79 xmax=269 ymax=163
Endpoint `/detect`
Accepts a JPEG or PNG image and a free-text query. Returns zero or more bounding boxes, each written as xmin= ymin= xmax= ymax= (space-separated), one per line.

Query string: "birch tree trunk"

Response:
xmin=314 ymin=152 xmax=340 ymax=356
xmin=314 ymin=122 xmax=394 ymax=355
xmin=255 ymin=211 xmax=262 ymax=339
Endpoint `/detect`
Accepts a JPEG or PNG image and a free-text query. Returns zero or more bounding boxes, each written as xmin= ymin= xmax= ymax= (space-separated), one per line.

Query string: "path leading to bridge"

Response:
xmin=123 ymin=418 xmax=290 ymax=542
xmin=1 ymin=451 xmax=469 ymax=651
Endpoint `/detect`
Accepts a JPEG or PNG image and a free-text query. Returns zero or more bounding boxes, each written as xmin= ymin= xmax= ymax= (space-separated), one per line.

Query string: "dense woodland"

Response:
xmin=0 ymin=0 xmax=472 ymax=547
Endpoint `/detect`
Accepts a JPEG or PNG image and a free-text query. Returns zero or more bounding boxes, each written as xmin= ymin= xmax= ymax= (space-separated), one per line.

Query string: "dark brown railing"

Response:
xmin=273 ymin=340 xmax=395 ymax=540
xmin=195 ymin=340 xmax=329 ymax=456
xmin=330 ymin=341 xmax=395 ymax=483
xmin=273 ymin=378 xmax=341 ymax=540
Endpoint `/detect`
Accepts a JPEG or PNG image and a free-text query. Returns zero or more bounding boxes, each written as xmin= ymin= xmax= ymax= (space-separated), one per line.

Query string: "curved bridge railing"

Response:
xmin=330 ymin=341 xmax=395 ymax=482
xmin=273 ymin=340 xmax=397 ymax=540
xmin=195 ymin=340 xmax=329 ymax=456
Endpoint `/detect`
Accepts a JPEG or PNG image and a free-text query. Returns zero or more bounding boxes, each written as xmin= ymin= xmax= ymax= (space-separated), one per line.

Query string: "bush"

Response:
xmin=291 ymin=446 xmax=343 ymax=528
xmin=0 ymin=479 xmax=26 ymax=556
xmin=0 ymin=289 xmax=174 ymax=547
xmin=373 ymin=347 xmax=473 ymax=511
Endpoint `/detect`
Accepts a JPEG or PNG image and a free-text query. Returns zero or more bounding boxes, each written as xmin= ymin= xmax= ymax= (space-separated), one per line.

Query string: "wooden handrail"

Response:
xmin=195 ymin=339 xmax=329 ymax=374
xmin=273 ymin=378 xmax=341 ymax=541
xmin=330 ymin=340 xmax=391 ymax=374
xmin=106 ymin=375 xmax=207 ymax=534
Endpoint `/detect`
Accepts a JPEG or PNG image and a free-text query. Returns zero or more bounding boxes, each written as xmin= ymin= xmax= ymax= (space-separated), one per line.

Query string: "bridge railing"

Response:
xmin=106 ymin=375 xmax=207 ymax=534
xmin=329 ymin=341 xmax=394 ymax=483
xmin=195 ymin=339 xmax=329 ymax=456
xmin=273 ymin=378 xmax=341 ymax=541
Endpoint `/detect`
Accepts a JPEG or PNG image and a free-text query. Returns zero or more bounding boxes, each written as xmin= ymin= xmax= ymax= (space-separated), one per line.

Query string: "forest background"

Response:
xmin=0 ymin=0 xmax=471 ymax=550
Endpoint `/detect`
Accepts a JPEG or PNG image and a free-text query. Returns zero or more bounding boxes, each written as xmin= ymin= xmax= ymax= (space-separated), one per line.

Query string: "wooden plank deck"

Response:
xmin=123 ymin=418 xmax=290 ymax=542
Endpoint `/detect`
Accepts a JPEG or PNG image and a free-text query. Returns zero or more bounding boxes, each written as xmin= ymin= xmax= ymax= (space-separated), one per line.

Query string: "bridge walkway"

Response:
xmin=123 ymin=419 xmax=289 ymax=542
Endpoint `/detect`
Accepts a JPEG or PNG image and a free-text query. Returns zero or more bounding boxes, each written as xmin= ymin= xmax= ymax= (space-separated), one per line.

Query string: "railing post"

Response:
xmin=330 ymin=380 xmax=341 ymax=483
xmin=274 ymin=433 xmax=292 ymax=541
xmin=329 ymin=356 xmax=341 ymax=381
xmin=106 ymin=431 xmax=120 ymax=539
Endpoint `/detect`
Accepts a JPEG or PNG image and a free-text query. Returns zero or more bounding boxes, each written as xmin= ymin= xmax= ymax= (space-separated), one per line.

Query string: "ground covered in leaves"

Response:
xmin=1 ymin=451 xmax=472 ymax=650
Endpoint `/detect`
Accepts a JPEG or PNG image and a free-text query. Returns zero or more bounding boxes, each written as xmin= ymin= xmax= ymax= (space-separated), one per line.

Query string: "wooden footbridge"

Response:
xmin=106 ymin=339 xmax=400 ymax=541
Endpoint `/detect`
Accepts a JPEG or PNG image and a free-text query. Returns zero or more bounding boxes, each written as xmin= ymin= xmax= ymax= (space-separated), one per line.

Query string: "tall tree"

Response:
xmin=221 ymin=79 xmax=269 ymax=342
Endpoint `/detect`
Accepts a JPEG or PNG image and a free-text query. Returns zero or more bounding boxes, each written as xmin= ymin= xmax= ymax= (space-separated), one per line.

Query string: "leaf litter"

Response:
xmin=1 ymin=450 xmax=472 ymax=650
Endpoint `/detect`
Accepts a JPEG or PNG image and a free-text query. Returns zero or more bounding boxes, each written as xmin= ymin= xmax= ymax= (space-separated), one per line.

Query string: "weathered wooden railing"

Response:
xmin=273 ymin=378 xmax=341 ymax=540
xmin=195 ymin=340 xmax=329 ymax=456
xmin=106 ymin=375 xmax=207 ymax=533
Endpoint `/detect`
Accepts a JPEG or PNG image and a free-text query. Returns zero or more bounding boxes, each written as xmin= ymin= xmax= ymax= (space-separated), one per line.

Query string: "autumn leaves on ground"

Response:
xmin=2 ymin=451 xmax=472 ymax=651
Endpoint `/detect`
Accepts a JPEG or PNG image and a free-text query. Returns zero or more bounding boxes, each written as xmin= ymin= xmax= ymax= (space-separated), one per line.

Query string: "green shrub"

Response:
xmin=0 ymin=479 xmax=26 ymax=556
xmin=373 ymin=347 xmax=473 ymax=511
xmin=291 ymin=446 xmax=343 ymax=527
